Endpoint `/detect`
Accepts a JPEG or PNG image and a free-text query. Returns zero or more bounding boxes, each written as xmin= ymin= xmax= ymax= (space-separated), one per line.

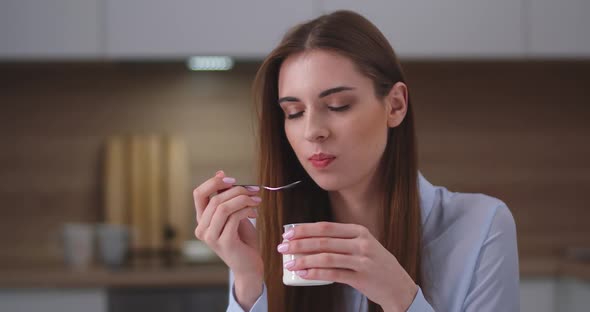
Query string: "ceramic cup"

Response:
xmin=62 ymin=223 xmax=95 ymax=270
xmin=282 ymin=223 xmax=333 ymax=286
xmin=96 ymin=223 xmax=129 ymax=268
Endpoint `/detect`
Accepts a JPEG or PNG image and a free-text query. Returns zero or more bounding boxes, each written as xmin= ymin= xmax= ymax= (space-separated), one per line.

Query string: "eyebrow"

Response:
xmin=278 ymin=86 xmax=355 ymax=104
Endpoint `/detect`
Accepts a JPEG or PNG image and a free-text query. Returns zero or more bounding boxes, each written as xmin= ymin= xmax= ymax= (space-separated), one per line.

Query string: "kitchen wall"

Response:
xmin=0 ymin=61 xmax=589 ymax=266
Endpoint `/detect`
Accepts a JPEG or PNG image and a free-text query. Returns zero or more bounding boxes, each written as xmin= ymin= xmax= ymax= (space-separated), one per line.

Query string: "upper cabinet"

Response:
xmin=321 ymin=0 xmax=525 ymax=59
xmin=104 ymin=0 xmax=316 ymax=59
xmin=1 ymin=0 xmax=589 ymax=60
xmin=528 ymin=0 xmax=590 ymax=58
xmin=0 ymin=0 xmax=102 ymax=59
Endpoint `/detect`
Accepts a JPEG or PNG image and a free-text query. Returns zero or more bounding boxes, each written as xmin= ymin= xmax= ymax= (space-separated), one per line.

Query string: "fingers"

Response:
xmin=284 ymin=253 xmax=363 ymax=286
xmin=296 ymin=268 xmax=356 ymax=286
xmin=219 ymin=206 xmax=257 ymax=243
xmin=277 ymin=237 xmax=357 ymax=255
xmin=193 ymin=170 xmax=234 ymax=220
xmin=193 ymin=170 xmax=258 ymax=222
xmin=198 ymin=183 xmax=259 ymax=230
xmin=207 ymin=194 xmax=261 ymax=240
xmin=238 ymin=217 xmax=258 ymax=247
xmin=286 ymin=253 xmax=361 ymax=272
xmin=284 ymin=222 xmax=367 ymax=240
xmin=193 ymin=171 xmax=260 ymax=244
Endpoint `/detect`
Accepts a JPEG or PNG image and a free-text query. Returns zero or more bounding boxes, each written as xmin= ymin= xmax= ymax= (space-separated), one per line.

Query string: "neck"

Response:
xmin=329 ymin=173 xmax=382 ymax=237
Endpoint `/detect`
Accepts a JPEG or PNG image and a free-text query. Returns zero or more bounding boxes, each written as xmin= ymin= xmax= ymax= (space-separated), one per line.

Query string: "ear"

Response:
xmin=384 ymin=82 xmax=408 ymax=128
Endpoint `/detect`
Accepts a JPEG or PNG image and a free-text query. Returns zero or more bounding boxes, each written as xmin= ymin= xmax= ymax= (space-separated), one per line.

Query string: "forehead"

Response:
xmin=278 ymin=50 xmax=370 ymax=97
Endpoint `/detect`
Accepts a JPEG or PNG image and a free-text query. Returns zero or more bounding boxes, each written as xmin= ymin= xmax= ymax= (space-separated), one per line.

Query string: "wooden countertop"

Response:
xmin=520 ymin=257 xmax=590 ymax=280
xmin=0 ymin=262 xmax=229 ymax=288
xmin=556 ymin=260 xmax=590 ymax=281
xmin=1 ymin=258 xmax=588 ymax=288
xmin=519 ymin=257 xmax=561 ymax=276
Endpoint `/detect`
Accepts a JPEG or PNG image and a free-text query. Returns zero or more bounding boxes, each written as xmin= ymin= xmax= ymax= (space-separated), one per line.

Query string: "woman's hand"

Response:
xmin=193 ymin=171 xmax=263 ymax=308
xmin=278 ymin=222 xmax=418 ymax=312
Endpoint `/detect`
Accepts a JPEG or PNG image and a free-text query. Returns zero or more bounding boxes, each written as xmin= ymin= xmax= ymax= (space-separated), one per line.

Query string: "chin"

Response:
xmin=307 ymin=173 xmax=346 ymax=192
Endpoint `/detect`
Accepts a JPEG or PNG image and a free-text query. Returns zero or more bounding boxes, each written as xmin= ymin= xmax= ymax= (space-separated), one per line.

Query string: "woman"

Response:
xmin=193 ymin=10 xmax=519 ymax=312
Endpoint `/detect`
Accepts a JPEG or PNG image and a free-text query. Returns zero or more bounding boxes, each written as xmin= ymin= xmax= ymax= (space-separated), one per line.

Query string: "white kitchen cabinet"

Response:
xmin=520 ymin=278 xmax=557 ymax=312
xmin=3 ymin=0 xmax=589 ymax=60
xmin=0 ymin=289 xmax=107 ymax=312
xmin=0 ymin=0 xmax=102 ymax=59
xmin=556 ymin=278 xmax=590 ymax=312
xmin=320 ymin=0 xmax=525 ymax=59
xmin=528 ymin=0 xmax=590 ymax=58
xmin=105 ymin=0 xmax=316 ymax=59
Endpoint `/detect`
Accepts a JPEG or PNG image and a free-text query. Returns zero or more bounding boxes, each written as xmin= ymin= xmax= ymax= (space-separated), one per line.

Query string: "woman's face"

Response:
xmin=278 ymin=49 xmax=405 ymax=191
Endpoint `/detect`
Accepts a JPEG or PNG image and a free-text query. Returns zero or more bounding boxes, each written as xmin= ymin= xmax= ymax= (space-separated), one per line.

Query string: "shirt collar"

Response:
xmin=418 ymin=171 xmax=436 ymax=225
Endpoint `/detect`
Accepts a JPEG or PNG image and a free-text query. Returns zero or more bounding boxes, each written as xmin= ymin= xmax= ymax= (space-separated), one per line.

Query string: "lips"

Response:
xmin=309 ymin=153 xmax=335 ymax=161
xmin=308 ymin=153 xmax=336 ymax=169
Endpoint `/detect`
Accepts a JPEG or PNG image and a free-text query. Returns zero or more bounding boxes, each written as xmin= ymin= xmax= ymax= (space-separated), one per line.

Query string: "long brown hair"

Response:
xmin=253 ymin=10 xmax=421 ymax=312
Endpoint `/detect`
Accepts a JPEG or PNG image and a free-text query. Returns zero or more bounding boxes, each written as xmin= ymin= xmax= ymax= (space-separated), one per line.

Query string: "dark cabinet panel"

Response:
xmin=108 ymin=287 xmax=228 ymax=312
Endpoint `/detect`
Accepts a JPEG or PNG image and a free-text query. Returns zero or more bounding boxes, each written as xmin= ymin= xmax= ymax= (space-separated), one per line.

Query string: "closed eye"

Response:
xmin=328 ymin=105 xmax=350 ymax=112
xmin=285 ymin=105 xmax=350 ymax=120
xmin=287 ymin=111 xmax=304 ymax=119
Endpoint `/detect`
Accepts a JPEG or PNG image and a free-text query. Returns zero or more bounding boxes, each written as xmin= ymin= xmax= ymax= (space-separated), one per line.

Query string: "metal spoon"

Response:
xmin=237 ymin=180 xmax=302 ymax=191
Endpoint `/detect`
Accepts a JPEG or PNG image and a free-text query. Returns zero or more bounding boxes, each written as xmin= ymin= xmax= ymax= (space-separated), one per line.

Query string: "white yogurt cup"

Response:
xmin=282 ymin=223 xmax=333 ymax=286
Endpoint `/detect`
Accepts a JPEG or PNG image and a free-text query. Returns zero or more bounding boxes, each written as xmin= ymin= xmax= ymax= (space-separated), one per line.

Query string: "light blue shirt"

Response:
xmin=227 ymin=173 xmax=520 ymax=311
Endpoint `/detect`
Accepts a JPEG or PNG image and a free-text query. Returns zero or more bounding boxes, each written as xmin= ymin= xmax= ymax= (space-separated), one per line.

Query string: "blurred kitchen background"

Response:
xmin=0 ymin=1 xmax=589 ymax=312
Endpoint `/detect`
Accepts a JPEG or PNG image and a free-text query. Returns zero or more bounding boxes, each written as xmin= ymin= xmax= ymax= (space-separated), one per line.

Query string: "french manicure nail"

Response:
xmin=222 ymin=177 xmax=236 ymax=184
xmin=251 ymin=196 xmax=262 ymax=203
xmin=284 ymin=260 xmax=295 ymax=269
xmin=245 ymin=186 xmax=260 ymax=192
xmin=282 ymin=229 xmax=294 ymax=239
xmin=277 ymin=243 xmax=289 ymax=253
xmin=296 ymin=270 xmax=307 ymax=276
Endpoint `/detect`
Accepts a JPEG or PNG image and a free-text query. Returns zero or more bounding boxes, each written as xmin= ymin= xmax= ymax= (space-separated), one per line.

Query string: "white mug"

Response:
xmin=96 ymin=223 xmax=129 ymax=268
xmin=62 ymin=223 xmax=95 ymax=270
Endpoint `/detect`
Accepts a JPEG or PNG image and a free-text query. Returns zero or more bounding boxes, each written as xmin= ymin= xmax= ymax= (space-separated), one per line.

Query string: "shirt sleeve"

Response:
xmin=227 ymin=269 xmax=268 ymax=312
xmin=406 ymin=286 xmax=435 ymax=312
xmin=462 ymin=204 xmax=520 ymax=311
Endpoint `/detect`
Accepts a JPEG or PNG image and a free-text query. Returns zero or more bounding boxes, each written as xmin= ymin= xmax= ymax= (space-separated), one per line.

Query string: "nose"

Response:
xmin=303 ymin=111 xmax=330 ymax=142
